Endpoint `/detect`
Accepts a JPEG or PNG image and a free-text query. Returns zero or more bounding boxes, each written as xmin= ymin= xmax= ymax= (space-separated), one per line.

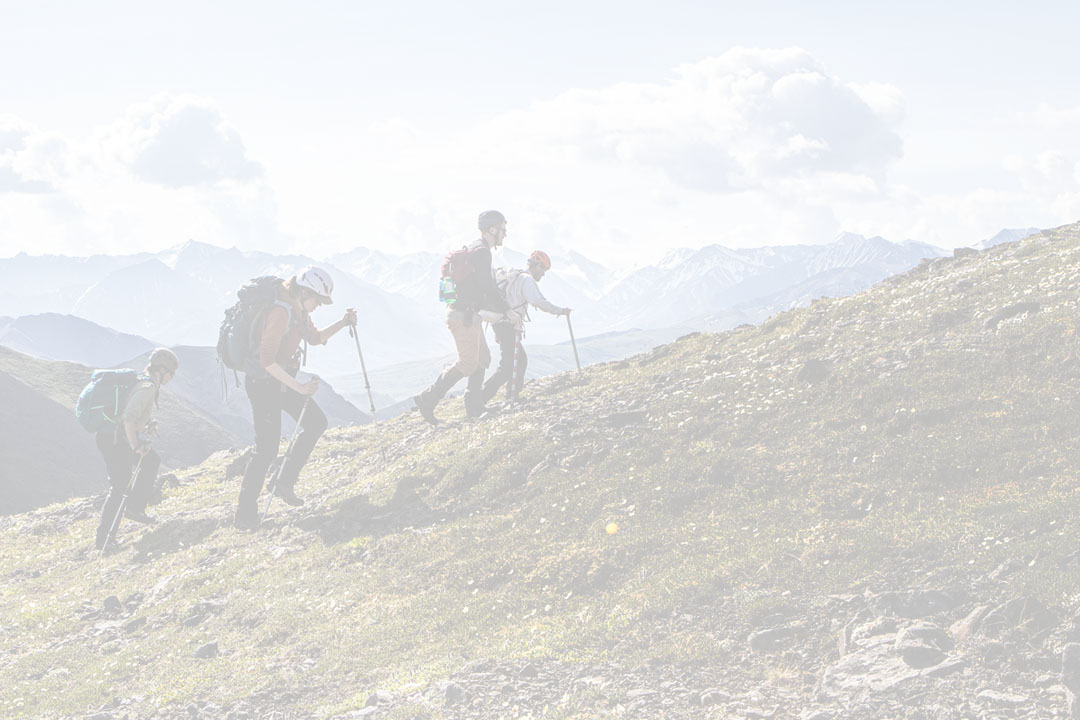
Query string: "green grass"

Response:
xmin=4 ymin=224 xmax=1080 ymax=717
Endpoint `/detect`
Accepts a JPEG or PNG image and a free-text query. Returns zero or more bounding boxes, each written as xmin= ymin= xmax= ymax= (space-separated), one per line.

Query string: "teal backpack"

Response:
xmin=75 ymin=369 xmax=141 ymax=432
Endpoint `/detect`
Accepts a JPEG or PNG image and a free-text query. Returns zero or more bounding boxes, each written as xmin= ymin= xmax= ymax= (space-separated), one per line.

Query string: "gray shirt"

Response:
xmin=121 ymin=378 xmax=158 ymax=431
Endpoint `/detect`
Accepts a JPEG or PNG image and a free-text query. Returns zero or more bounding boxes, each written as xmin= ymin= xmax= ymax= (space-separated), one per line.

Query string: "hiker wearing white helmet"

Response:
xmin=233 ymin=266 xmax=356 ymax=529
xmin=92 ymin=347 xmax=179 ymax=550
xmin=480 ymin=250 xmax=571 ymax=406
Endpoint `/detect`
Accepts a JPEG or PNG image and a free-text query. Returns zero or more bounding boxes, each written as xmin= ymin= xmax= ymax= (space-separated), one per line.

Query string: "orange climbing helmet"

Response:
xmin=528 ymin=250 xmax=551 ymax=271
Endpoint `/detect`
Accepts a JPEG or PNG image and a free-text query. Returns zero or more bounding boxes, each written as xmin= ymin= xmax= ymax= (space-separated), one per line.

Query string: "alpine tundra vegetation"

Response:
xmin=3 ymin=224 xmax=1080 ymax=718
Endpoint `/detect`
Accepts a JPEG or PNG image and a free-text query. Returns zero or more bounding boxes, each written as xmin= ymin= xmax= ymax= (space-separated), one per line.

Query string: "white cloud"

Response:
xmin=5 ymin=52 xmax=1080 ymax=265
xmin=474 ymin=47 xmax=903 ymax=195
xmin=101 ymin=95 xmax=263 ymax=188
xmin=0 ymin=115 xmax=55 ymax=194
xmin=0 ymin=97 xmax=290 ymax=256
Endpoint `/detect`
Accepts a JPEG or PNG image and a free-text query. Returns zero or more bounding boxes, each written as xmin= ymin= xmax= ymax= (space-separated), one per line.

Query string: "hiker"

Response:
xmin=93 ymin=347 xmax=179 ymax=551
xmin=414 ymin=210 xmax=513 ymax=424
xmin=234 ymin=266 xmax=356 ymax=529
xmin=479 ymin=250 xmax=571 ymax=405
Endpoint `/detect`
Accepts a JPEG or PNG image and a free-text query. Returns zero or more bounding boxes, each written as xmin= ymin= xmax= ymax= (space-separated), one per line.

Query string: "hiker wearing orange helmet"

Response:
xmin=478 ymin=249 xmax=571 ymax=408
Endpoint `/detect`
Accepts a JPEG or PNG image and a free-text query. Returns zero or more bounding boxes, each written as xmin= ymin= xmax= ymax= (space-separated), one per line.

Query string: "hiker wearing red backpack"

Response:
xmin=233 ymin=267 xmax=356 ymax=529
xmin=90 ymin=347 xmax=179 ymax=551
xmin=414 ymin=210 xmax=513 ymax=424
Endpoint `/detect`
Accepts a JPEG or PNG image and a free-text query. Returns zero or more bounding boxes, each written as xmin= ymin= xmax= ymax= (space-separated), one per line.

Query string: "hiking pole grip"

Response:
xmin=262 ymin=396 xmax=312 ymax=522
xmin=566 ymin=314 xmax=581 ymax=372
xmin=350 ymin=323 xmax=377 ymax=422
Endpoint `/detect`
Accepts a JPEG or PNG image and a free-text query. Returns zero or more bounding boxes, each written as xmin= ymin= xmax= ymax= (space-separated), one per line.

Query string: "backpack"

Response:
xmin=494 ymin=267 xmax=529 ymax=316
xmin=217 ymin=276 xmax=293 ymax=372
xmin=494 ymin=267 xmax=523 ymax=294
xmin=439 ymin=246 xmax=478 ymax=303
xmin=75 ymin=369 xmax=141 ymax=432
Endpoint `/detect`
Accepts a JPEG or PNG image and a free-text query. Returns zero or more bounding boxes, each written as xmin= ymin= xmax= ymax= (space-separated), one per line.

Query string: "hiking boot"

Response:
xmin=233 ymin=503 xmax=260 ymax=530
xmin=464 ymin=396 xmax=487 ymax=418
xmin=276 ymin=485 xmax=305 ymax=507
xmin=415 ymin=367 xmax=466 ymax=426
xmin=125 ymin=509 xmax=157 ymax=525
xmin=95 ymin=535 xmax=123 ymax=554
xmin=414 ymin=393 xmax=439 ymax=426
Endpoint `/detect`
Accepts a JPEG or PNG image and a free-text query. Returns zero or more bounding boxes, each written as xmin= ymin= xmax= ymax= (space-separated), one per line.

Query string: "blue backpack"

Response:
xmin=75 ymin=369 xmax=142 ymax=432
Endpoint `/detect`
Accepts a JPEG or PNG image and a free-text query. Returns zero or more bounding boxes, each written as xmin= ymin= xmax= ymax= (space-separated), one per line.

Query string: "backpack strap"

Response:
xmin=273 ymin=299 xmax=295 ymax=326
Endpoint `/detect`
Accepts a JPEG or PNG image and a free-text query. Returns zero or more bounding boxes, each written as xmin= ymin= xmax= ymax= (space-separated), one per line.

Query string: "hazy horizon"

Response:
xmin=2 ymin=2 xmax=1079 ymax=267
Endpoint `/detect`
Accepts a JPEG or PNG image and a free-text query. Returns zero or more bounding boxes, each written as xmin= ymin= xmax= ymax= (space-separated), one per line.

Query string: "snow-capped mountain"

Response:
xmin=601 ymin=233 xmax=948 ymax=332
xmin=976 ymin=227 xmax=1041 ymax=251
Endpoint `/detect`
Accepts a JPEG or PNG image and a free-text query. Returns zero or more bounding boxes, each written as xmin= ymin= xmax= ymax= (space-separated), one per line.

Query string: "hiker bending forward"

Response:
xmin=234 ymin=267 xmax=355 ymax=529
xmin=415 ymin=210 xmax=511 ymax=424
xmin=95 ymin=347 xmax=179 ymax=550
xmin=480 ymin=250 xmax=570 ymax=405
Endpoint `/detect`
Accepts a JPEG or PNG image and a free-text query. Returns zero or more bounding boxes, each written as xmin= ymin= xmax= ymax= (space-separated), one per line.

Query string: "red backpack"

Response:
xmin=441 ymin=246 xmax=475 ymax=284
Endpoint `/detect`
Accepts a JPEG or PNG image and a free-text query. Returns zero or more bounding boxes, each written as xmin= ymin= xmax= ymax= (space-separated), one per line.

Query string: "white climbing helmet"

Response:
xmin=297 ymin=266 xmax=334 ymax=304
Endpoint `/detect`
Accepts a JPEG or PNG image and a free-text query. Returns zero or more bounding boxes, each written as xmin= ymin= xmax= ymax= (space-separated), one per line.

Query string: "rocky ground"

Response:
xmin=25 ymin=487 xmax=1080 ymax=720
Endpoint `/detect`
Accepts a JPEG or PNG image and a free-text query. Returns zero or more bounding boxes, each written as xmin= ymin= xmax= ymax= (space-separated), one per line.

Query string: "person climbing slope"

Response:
xmin=414 ymin=210 xmax=513 ymax=424
xmin=91 ymin=347 xmax=179 ymax=551
xmin=480 ymin=250 xmax=571 ymax=406
xmin=234 ymin=266 xmax=356 ymax=529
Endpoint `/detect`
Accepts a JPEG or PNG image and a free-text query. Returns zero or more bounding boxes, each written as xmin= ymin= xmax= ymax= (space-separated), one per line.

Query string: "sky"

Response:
xmin=2 ymin=0 xmax=1079 ymax=268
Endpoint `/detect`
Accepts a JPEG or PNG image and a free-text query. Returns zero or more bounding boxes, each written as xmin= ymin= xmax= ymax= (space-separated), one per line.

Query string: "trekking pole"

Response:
xmin=348 ymin=323 xmax=377 ymax=422
xmin=506 ymin=325 xmax=524 ymax=405
xmin=98 ymin=454 xmax=145 ymax=560
xmin=566 ymin=313 xmax=582 ymax=372
xmin=261 ymin=396 xmax=311 ymax=523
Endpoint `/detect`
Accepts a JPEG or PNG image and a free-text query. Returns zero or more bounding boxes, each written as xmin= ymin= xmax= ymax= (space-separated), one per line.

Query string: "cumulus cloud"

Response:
xmin=0 ymin=97 xmax=292 ymax=257
xmin=477 ymin=47 xmax=904 ymax=195
xmin=102 ymin=95 xmax=263 ymax=187
xmin=0 ymin=115 xmax=54 ymax=194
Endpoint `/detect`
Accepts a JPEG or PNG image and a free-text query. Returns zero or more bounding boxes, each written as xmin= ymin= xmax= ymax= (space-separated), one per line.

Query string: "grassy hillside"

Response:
xmin=3 ymin=224 xmax=1080 ymax=719
xmin=0 ymin=347 xmax=242 ymax=492
xmin=331 ymin=326 xmax=692 ymax=417
xmin=0 ymin=370 xmax=103 ymax=514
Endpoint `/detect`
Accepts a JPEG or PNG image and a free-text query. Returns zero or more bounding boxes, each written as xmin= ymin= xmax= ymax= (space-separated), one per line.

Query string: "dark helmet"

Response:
xmin=478 ymin=210 xmax=506 ymax=231
xmin=148 ymin=347 xmax=179 ymax=374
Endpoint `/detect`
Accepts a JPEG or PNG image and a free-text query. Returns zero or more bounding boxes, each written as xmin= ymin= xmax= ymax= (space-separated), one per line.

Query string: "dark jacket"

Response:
xmin=451 ymin=241 xmax=510 ymax=314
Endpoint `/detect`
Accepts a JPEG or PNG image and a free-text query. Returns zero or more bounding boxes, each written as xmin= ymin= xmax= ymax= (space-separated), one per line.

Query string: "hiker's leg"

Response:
xmin=463 ymin=322 xmax=492 ymax=414
xmin=513 ymin=344 xmax=529 ymax=394
xmin=238 ymin=379 xmax=283 ymax=512
xmin=127 ymin=449 xmax=161 ymax=515
xmin=479 ymin=324 xmax=514 ymax=404
xmin=95 ymin=429 xmax=133 ymax=546
xmin=447 ymin=310 xmax=483 ymax=379
xmin=277 ymin=391 xmax=328 ymax=490
xmin=417 ymin=310 xmax=475 ymax=422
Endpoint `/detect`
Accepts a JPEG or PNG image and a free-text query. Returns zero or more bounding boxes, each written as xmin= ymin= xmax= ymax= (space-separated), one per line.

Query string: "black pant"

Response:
xmin=480 ymin=324 xmax=527 ymax=405
xmin=237 ymin=377 xmax=327 ymax=512
xmin=95 ymin=429 xmax=160 ymax=543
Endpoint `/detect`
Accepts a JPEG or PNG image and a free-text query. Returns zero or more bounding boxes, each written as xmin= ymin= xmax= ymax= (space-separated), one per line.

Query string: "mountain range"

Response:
xmin=0 ymin=229 xmax=987 ymax=379
xmin=1 ymin=228 xmax=1036 ymax=412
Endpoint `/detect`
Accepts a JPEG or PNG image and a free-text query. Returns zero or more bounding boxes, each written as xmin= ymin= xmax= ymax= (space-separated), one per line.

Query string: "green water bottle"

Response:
xmin=439 ymin=277 xmax=457 ymax=303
